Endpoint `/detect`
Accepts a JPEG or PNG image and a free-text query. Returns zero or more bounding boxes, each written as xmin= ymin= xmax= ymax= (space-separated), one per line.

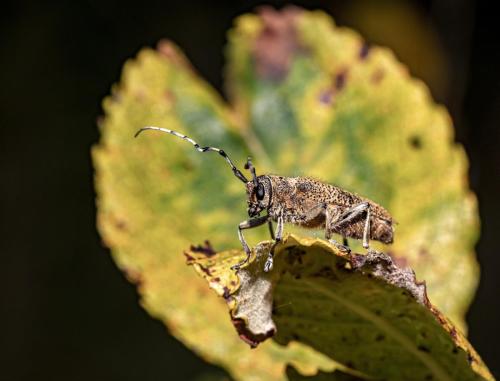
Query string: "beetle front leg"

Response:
xmin=264 ymin=212 xmax=284 ymax=272
xmin=268 ymin=220 xmax=275 ymax=240
xmin=231 ymin=215 xmax=269 ymax=270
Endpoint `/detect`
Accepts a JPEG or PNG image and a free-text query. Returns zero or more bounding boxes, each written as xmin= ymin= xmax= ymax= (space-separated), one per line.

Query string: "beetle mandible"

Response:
xmin=135 ymin=126 xmax=395 ymax=272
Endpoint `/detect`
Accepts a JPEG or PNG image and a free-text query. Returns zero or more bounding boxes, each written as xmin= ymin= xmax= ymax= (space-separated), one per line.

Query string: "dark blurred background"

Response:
xmin=1 ymin=0 xmax=499 ymax=379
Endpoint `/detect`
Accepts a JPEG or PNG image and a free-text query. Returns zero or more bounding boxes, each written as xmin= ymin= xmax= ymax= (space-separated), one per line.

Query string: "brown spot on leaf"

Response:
xmin=134 ymin=89 xmax=146 ymax=102
xmin=418 ymin=345 xmax=431 ymax=353
xmin=371 ymin=68 xmax=385 ymax=84
xmin=253 ymin=6 xmax=304 ymax=80
xmin=163 ymin=90 xmax=175 ymax=104
xmin=335 ymin=70 xmax=348 ymax=91
xmin=108 ymin=213 xmax=128 ymax=232
xmin=318 ymin=69 xmax=349 ymax=106
xmin=409 ymin=135 xmax=423 ymax=149
xmin=432 ymin=309 xmax=448 ymax=327
xmin=183 ymin=252 xmax=195 ymax=262
xmin=450 ymin=327 xmax=458 ymax=340
xmin=190 ymin=240 xmax=216 ymax=256
xmin=359 ymin=42 xmax=370 ymax=60
xmin=115 ymin=219 xmax=127 ymax=231
xmin=223 ymin=286 xmax=231 ymax=300
xmin=319 ymin=90 xmax=333 ymax=105
xmin=199 ymin=265 xmax=211 ymax=276
xmin=467 ymin=352 xmax=475 ymax=364
xmin=122 ymin=267 xmax=143 ymax=286
xmin=419 ymin=247 xmax=429 ymax=257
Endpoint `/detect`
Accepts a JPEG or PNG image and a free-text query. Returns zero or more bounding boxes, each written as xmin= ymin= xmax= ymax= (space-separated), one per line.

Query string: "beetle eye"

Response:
xmin=256 ymin=183 xmax=265 ymax=200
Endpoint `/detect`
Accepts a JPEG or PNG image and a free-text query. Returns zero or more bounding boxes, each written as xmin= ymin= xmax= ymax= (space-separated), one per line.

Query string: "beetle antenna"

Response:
xmin=244 ymin=157 xmax=258 ymax=186
xmin=135 ymin=126 xmax=248 ymax=183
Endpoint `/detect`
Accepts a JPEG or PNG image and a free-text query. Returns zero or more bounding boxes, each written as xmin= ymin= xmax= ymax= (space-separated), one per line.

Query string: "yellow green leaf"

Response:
xmin=285 ymin=366 xmax=364 ymax=381
xmin=93 ymin=7 xmax=482 ymax=381
xmin=93 ymin=40 xmax=339 ymax=381
xmin=187 ymin=235 xmax=493 ymax=381
xmin=226 ymin=7 xmax=479 ymax=330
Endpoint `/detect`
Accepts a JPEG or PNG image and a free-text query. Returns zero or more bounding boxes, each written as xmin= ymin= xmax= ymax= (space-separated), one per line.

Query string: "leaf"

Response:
xmin=93 ymin=41 xmax=339 ymax=381
xmin=226 ymin=7 xmax=479 ymax=330
xmin=93 ymin=6 xmax=482 ymax=381
xmin=285 ymin=366 xmax=365 ymax=381
xmin=187 ymin=235 xmax=493 ymax=381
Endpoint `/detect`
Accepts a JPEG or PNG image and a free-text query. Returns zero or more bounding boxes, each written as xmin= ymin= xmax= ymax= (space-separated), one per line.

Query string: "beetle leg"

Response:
xmin=330 ymin=202 xmax=371 ymax=249
xmin=329 ymin=238 xmax=351 ymax=253
xmin=362 ymin=207 xmax=371 ymax=249
xmin=334 ymin=202 xmax=370 ymax=226
xmin=326 ymin=202 xmax=371 ymax=250
xmin=268 ymin=220 xmax=275 ymax=240
xmin=264 ymin=211 xmax=284 ymax=272
xmin=231 ymin=215 xmax=269 ymax=270
xmin=325 ymin=205 xmax=342 ymax=240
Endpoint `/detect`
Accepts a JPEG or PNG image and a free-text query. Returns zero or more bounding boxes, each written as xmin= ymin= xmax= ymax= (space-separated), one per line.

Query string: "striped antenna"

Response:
xmin=134 ymin=126 xmax=248 ymax=184
xmin=244 ymin=157 xmax=258 ymax=186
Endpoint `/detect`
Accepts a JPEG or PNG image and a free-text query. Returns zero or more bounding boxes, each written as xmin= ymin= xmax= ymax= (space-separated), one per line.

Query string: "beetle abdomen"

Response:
xmin=373 ymin=219 xmax=394 ymax=244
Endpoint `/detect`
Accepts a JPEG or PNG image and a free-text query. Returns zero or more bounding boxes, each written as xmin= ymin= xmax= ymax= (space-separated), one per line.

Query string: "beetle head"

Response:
xmin=244 ymin=158 xmax=272 ymax=217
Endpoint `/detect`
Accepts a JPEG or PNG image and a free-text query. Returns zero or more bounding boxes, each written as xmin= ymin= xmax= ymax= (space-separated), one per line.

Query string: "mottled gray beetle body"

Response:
xmin=247 ymin=175 xmax=393 ymax=244
xmin=135 ymin=127 xmax=395 ymax=273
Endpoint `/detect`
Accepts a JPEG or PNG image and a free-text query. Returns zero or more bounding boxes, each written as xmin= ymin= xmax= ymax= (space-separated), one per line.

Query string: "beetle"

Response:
xmin=135 ymin=126 xmax=395 ymax=272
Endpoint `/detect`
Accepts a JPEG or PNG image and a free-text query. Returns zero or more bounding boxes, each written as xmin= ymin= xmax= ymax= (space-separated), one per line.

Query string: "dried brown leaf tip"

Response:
xmin=188 ymin=234 xmax=493 ymax=381
xmin=348 ymin=250 xmax=429 ymax=305
xmin=319 ymin=68 xmax=350 ymax=105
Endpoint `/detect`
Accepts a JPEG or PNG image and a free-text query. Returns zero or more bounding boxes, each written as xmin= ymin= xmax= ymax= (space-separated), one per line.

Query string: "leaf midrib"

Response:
xmin=302 ymin=279 xmax=454 ymax=381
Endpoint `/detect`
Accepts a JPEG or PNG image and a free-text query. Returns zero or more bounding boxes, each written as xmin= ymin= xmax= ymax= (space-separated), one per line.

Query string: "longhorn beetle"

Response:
xmin=135 ymin=126 xmax=395 ymax=272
